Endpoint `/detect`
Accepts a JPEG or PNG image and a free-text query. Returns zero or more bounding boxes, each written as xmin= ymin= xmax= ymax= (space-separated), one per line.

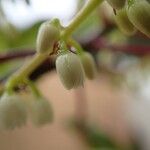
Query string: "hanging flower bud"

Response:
xmin=0 ymin=93 xmax=27 ymax=130
xmin=36 ymin=19 xmax=60 ymax=54
xmin=56 ymin=52 xmax=84 ymax=90
xmin=106 ymin=0 xmax=126 ymax=9
xmin=114 ymin=8 xmax=136 ymax=36
xmin=80 ymin=52 xmax=97 ymax=80
xmin=126 ymin=0 xmax=150 ymax=38
xmin=28 ymin=98 xmax=53 ymax=127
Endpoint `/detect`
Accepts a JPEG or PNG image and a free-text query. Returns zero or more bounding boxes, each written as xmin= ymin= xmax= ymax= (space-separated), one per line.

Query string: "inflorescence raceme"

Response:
xmin=0 ymin=0 xmax=150 ymax=130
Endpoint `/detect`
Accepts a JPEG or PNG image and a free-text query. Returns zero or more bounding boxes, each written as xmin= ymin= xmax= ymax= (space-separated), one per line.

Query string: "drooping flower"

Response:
xmin=80 ymin=52 xmax=97 ymax=80
xmin=126 ymin=0 xmax=150 ymax=38
xmin=28 ymin=98 xmax=53 ymax=127
xmin=56 ymin=52 xmax=84 ymax=90
xmin=36 ymin=19 xmax=60 ymax=54
xmin=0 ymin=93 xmax=27 ymax=130
xmin=114 ymin=8 xmax=136 ymax=35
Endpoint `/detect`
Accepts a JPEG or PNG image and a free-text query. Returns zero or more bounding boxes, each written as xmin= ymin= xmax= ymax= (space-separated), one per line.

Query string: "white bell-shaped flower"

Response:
xmin=126 ymin=0 xmax=150 ymax=38
xmin=36 ymin=20 xmax=60 ymax=54
xmin=80 ymin=52 xmax=97 ymax=80
xmin=114 ymin=8 xmax=136 ymax=36
xmin=29 ymin=98 xmax=53 ymax=127
xmin=56 ymin=52 xmax=84 ymax=90
xmin=0 ymin=93 xmax=27 ymax=130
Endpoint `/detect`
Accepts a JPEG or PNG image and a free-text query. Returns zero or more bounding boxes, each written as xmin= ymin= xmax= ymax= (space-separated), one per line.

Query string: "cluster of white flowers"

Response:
xmin=0 ymin=93 xmax=53 ymax=130
xmin=107 ymin=0 xmax=150 ymax=38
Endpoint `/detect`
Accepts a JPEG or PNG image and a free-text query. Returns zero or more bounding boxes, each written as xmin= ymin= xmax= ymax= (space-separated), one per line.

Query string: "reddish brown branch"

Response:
xmin=0 ymin=50 xmax=35 ymax=63
xmin=83 ymin=37 xmax=150 ymax=56
xmin=0 ymin=36 xmax=150 ymax=65
xmin=108 ymin=44 xmax=150 ymax=55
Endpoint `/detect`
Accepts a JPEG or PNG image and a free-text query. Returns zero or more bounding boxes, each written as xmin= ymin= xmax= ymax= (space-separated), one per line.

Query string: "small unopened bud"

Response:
xmin=0 ymin=93 xmax=27 ymax=130
xmin=36 ymin=19 xmax=60 ymax=54
xmin=28 ymin=98 xmax=53 ymax=127
xmin=106 ymin=0 xmax=126 ymax=9
xmin=56 ymin=52 xmax=84 ymax=90
xmin=126 ymin=0 xmax=150 ymax=38
xmin=114 ymin=8 xmax=136 ymax=36
xmin=80 ymin=52 xmax=97 ymax=80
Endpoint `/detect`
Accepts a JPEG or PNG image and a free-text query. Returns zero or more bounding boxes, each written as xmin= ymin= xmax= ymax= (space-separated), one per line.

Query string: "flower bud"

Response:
xmin=80 ymin=52 xmax=97 ymax=80
xmin=0 ymin=93 xmax=27 ymax=130
xmin=126 ymin=0 xmax=150 ymax=38
xmin=56 ymin=52 xmax=84 ymax=90
xmin=106 ymin=0 xmax=126 ymax=9
xmin=114 ymin=8 xmax=136 ymax=36
xmin=36 ymin=20 xmax=60 ymax=54
xmin=28 ymin=98 xmax=53 ymax=127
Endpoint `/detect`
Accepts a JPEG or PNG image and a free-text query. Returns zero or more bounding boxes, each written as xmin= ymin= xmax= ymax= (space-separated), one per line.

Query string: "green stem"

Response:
xmin=59 ymin=40 xmax=68 ymax=52
xmin=61 ymin=0 xmax=103 ymax=40
xmin=6 ymin=53 xmax=48 ymax=91
xmin=68 ymin=38 xmax=84 ymax=54
xmin=24 ymin=79 xmax=42 ymax=99
xmin=16 ymin=53 xmax=47 ymax=78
